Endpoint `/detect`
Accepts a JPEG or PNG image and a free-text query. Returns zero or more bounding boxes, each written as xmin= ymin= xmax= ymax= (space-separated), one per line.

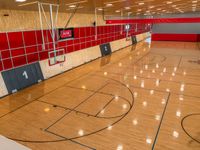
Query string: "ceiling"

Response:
xmin=0 ymin=0 xmax=199 ymax=17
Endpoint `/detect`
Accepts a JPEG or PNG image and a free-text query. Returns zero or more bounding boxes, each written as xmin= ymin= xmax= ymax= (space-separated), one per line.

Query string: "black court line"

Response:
xmin=8 ymin=75 xmax=134 ymax=143
xmin=0 ymin=42 xmax=146 ymax=146
xmin=45 ymin=83 xmax=110 ymax=130
xmin=152 ymin=92 xmax=171 ymax=149
xmin=94 ymin=74 xmax=169 ymax=95
xmin=0 ymin=71 xmax=93 ymax=119
xmin=177 ymin=56 xmax=182 ymax=68
xmin=37 ymin=96 xmax=130 ymax=119
xmin=60 ymin=84 xmax=133 ymax=105
xmin=135 ymin=54 xmax=167 ymax=66
xmin=95 ymin=97 xmax=115 ymax=117
xmin=123 ymin=65 xmax=200 ymax=76
xmin=99 ymin=70 xmax=200 ymax=86
xmin=181 ymin=113 xmax=200 ymax=144
xmin=95 ymin=71 xmax=200 ymax=99
xmin=45 ymin=130 xmax=96 ymax=150
xmin=151 ymin=52 xmax=200 ymax=57
xmin=45 ymin=76 xmax=134 ymax=141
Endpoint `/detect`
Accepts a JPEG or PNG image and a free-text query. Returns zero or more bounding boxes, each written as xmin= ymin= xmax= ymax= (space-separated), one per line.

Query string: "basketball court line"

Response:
xmin=0 ymin=71 xmax=135 ymax=148
xmin=95 ymin=72 xmax=200 ymax=99
xmin=94 ymin=97 xmax=115 ymax=117
xmin=0 ymin=43 xmax=143 ymax=120
xmin=45 ymin=75 xmax=135 ymax=140
xmin=0 ymin=70 xmax=93 ymax=119
xmin=96 ymin=70 xmax=200 ymax=86
xmin=177 ymin=56 xmax=183 ymax=68
xmin=152 ymin=93 xmax=171 ymax=149
xmin=45 ymin=130 xmax=96 ymax=150
xmin=181 ymin=113 xmax=200 ymax=144
xmin=45 ymin=83 xmax=111 ymax=131
xmin=1 ymin=41 xmax=199 ymax=149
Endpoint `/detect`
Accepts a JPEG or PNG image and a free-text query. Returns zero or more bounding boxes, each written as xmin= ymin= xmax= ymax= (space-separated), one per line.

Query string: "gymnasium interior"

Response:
xmin=0 ymin=0 xmax=200 ymax=149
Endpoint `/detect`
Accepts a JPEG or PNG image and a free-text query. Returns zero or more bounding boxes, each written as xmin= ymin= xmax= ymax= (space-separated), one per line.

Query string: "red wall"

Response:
xmin=106 ymin=18 xmax=200 ymax=24
xmin=151 ymin=34 xmax=199 ymax=42
xmin=0 ymin=24 xmax=150 ymax=72
xmin=198 ymin=34 xmax=200 ymax=42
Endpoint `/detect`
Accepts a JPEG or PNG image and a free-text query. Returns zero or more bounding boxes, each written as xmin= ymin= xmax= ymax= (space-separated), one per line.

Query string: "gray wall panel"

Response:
xmin=152 ymin=23 xmax=200 ymax=34
xmin=2 ymin=62 xmax=44 ymax=94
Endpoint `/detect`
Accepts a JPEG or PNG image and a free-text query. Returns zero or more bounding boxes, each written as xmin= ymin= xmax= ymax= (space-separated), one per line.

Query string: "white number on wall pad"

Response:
xmin=22 ymin=71 xmax=29 ymax=79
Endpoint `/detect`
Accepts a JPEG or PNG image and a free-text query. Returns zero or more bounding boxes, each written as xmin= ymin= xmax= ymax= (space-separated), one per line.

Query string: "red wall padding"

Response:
xmin=151 ymin=34 xmax=198 ymax=42
xmin=106 ymin=18 xmax=200 ymax=24
xmin=197 ymin=34 xmax=200 ymax=42
xmin=0 ymin=24 xmax=150 ymax=71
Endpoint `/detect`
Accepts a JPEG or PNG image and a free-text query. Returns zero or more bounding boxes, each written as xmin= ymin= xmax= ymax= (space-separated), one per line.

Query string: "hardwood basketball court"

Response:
xmin=0 ymin=0 xmax=200 ymax=150
xmin=0 ymin=39 xmax=200 ymax=149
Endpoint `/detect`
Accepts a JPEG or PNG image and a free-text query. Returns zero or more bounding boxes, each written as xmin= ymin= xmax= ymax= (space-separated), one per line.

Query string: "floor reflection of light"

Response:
xmin=115 ymin=95 xmax=119 ymax=101
xmin=150 ymin=90 xmax=154 ymax=95
xmin=140 ymin=70 xmax=143 ymax=74
xmin=180 ymin=84 xmax=185 ymax=92
xmin=141 ymin=80 xmax=145 ymax=88
xmin=146 ymin=137 xmax=152 ymax=144
xmin=183 ymin=71 xmax=186 ymax=76
xmin=100 ymin=109 xmax=105 ymax=114
xmin=118 ymin=63 xmax=122 ymax=67
xmin=81 ymin=85 xmax=86 ymax=89
xmin=173 ymin=131 xmax=179 ymax=138
xmin=161 ymin=99 xmax=166 ymax=104
xmin=155 ymin=115 xmax=161 ymax=121
xmin=172 ymin=72 xmax=175 ymax=76
xmin=134 ymin=75 xmax=137 ymax=80
xmin=108 ymin=125 xmax=113 ymax=130
xmin=179 ymin=95 xmax=184 ymax=101
xmin=145 ymin=65 xmax=148 ymax=70
xmin=160 ymin=72 xmax=164 ymax=76
xmin=163 ymin=68 xmax=166 ymax=73
xmin=122 ymin=104 xmax=127 ymax=109
xmin=104 ymin=72 xmax=108 ymax=76
xmin=143 ymin=101 xmax=147 ymax=107
xmin=181 ymin=83 xmax=185 ymax=87
xmin=134 ymin=92 xmax=138 ymax=98
xmin=126 ymin=84 xmax=130 ymax=88
xmin=44 ymin=108 xmax=50 ymax=112
xmin=117 ymin=144 xmax=123 ymax=150
xmin=156 ymin=64 xmax=159 ymax=68
xmin=174 ymin=67 xmax=177 ymax=72
xmin=166 ymin=88 xmax=170 ymax=92
xmin=156 ymin=79 xmax=160 ymax=86
xmin=78 ymin=130 xmax=84 ymax=136
xmin=180 ymin=87 xmax=184 ymax=92
xmin=152 ymin=69 xmax=155 ymax=73
xmin=176 ymin=110 xmax=181 ymax=117
xmin=132 ymin=119 xmax=138 ymax=125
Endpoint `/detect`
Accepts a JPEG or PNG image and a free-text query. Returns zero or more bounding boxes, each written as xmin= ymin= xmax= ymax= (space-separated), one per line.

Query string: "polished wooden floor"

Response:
xmin=0 ymin=39 xmax=200 ymax=150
